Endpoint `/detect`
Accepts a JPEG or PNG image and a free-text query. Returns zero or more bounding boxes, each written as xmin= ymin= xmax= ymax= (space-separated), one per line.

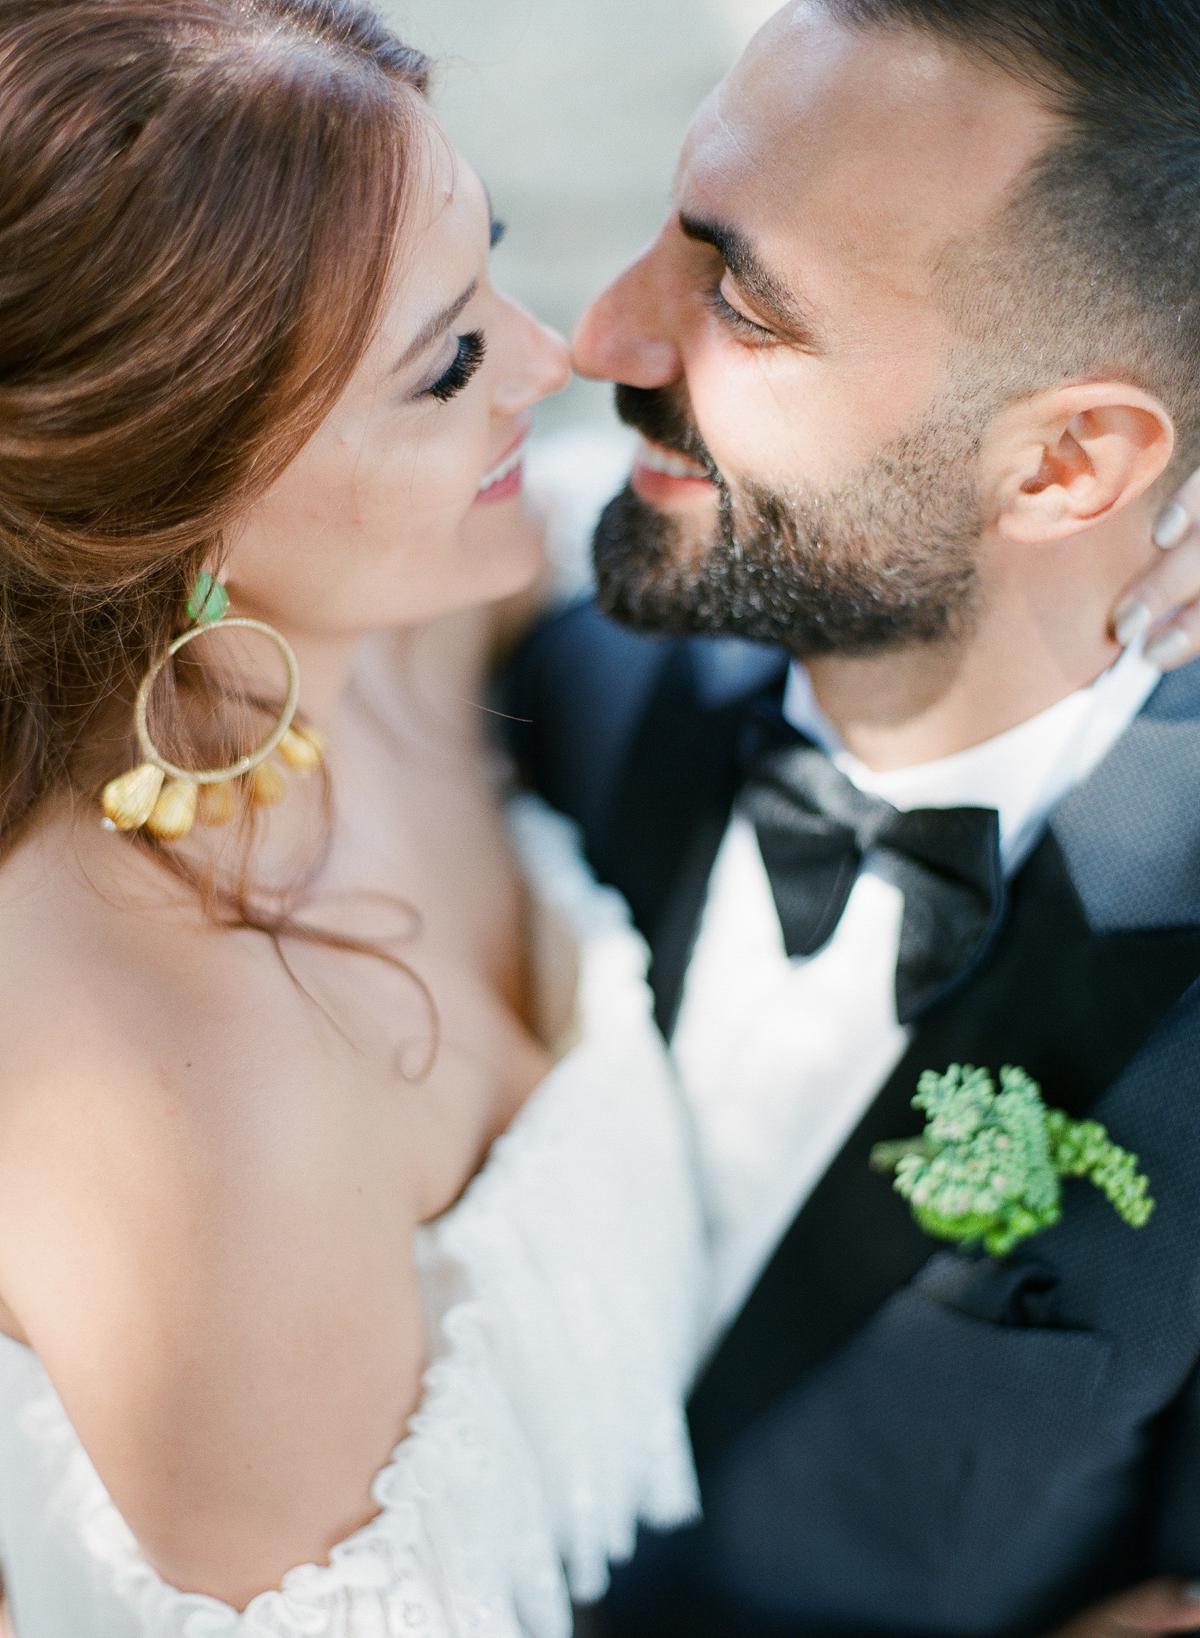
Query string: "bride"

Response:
xmin=0 ymin=1 xmax=703 ymax=1633
xmin=8 ymin=2 xmax=1200 ymax=1636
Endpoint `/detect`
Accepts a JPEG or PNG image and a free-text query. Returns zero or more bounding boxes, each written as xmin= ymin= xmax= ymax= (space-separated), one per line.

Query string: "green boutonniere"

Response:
xmin=870 ymin=1063 xmax=1155 ymax=1258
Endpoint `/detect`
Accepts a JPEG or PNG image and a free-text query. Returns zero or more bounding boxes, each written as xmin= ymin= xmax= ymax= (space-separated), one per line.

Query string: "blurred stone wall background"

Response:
xmin=383 ymin=0 xmax=779 ymax=431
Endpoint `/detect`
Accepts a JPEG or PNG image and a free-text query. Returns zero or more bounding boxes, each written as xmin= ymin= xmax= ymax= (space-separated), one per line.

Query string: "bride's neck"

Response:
xmin=221 ymin=598 xmax=365 ymax=731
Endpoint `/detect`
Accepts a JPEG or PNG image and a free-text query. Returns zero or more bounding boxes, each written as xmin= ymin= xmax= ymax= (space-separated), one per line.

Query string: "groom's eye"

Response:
xmin=704 ymin=283 xmax=777 ymax=345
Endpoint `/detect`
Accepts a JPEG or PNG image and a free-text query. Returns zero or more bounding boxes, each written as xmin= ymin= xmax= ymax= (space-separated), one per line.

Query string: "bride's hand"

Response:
xmin=1113 ymin=469 xmax=1200 ymax=669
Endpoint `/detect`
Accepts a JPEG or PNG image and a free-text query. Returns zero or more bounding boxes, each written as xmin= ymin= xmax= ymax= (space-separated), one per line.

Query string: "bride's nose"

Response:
xmin=492 ymin=298 xmax=572 ymax=415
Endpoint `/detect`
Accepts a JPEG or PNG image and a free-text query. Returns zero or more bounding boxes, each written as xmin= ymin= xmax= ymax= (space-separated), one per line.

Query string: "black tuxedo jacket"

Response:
xmin=502 ymin=598 xmax=1200 ymax=1638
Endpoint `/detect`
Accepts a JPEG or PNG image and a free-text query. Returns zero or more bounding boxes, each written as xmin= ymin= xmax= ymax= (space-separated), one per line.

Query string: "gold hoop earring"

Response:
xmin=100 ymin=574 xmax=326 ymax=841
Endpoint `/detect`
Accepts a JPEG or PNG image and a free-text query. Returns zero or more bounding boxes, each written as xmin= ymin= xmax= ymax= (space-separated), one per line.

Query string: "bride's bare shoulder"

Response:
xmin=0 ymin=798 xmax=428 ymax=1222
xmin=0 ymin=813 xmax=430 ymax=1609
xmin=0 ymin=804 xmax=310 ymax=1120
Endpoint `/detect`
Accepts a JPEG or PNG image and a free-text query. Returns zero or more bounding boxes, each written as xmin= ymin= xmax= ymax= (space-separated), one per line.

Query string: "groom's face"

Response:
xmin=573 ymin=1 xmax=1060 ymax=654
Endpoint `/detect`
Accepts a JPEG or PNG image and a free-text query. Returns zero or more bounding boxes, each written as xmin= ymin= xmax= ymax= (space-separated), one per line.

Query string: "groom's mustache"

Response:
xmin=614 ymin=385 xmax=721 ymax=481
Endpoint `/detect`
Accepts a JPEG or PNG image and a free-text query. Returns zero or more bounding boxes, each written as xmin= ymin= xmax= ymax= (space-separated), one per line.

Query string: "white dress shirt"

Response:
xmin=672 ymin=642 xmax=1163 ymax=1355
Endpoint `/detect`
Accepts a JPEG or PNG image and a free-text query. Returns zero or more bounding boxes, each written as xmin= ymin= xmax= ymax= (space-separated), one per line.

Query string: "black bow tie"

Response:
xmin=737 ymin=710 xmax=1007 ymax=1024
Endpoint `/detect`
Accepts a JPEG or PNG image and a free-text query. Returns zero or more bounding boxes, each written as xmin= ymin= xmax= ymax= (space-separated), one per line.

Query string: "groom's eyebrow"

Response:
xmin=679 ymin=212 xmax=818 ymax=339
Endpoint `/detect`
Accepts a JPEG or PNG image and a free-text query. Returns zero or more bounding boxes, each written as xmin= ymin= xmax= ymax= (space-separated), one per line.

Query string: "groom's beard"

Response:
xmin=593 ymin=385 xmax=989 ymax=657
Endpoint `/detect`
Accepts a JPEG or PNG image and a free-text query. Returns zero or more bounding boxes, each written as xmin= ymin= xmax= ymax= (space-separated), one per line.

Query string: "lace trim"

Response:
xmin=9 ymin=798 xmax=704 ymax=1637
xmin=20 ymin=1311 xmax=570 ymax=1638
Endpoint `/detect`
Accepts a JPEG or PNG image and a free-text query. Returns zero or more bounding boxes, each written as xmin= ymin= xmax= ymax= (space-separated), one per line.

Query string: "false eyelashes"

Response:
xmin=423 ymin=329 xmax=487 ymax=403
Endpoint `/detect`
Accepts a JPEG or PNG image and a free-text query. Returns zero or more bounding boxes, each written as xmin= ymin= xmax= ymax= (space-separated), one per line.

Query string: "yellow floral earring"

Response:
xmin=100 ymin=573 xmax=326 ymax=841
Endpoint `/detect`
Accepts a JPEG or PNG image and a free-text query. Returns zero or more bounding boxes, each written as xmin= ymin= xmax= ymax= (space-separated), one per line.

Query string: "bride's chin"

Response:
xmin=432 ymin=543 xmax=545 ymax=627
xmin=458 ymin=497 xmax=547 ymax=580
xmin=487 ymin=538 xmax=550 ymax=601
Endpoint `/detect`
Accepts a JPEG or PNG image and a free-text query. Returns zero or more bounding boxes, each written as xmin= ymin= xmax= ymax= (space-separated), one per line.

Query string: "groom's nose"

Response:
xmin=572 ymin=243 xmax=682 ymax=390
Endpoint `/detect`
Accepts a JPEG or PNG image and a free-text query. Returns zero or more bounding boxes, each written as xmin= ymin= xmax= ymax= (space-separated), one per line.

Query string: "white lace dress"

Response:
xmin=0 ymin=797 xmax=706 ymax=1638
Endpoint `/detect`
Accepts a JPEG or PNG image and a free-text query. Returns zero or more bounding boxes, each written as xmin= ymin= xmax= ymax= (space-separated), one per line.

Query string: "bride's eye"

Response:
xmin=420 ymin=330 xmax=488 ymax=404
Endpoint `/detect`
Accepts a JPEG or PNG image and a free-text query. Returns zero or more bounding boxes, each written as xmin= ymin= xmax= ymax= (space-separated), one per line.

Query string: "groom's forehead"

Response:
xmin=676 ymin=4 xmax=1061 ymax=307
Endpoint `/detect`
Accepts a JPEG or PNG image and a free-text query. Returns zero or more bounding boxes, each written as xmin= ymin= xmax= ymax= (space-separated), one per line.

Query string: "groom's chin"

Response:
xmin=591 ymin=483 xmax=710 ymax=636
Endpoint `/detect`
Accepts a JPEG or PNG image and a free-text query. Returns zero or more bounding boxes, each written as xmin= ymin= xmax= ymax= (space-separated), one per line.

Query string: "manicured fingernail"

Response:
xmin=1154 ymin=500 xmax=1191 ymax=549
xmin=1114 ymin=599 xmax=1153 ymax=646
xmin=1183 ymin=1579 xmax=1200 ymax=1603
xmin=1146 ymin=628 xmax=1191 ymax=667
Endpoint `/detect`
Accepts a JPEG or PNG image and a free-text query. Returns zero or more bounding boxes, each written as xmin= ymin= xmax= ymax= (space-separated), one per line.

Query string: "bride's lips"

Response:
xmin=475 ymin=428 xmax=531 ymax=505
xmin=630 ymin=436 xmax=718 ymax=508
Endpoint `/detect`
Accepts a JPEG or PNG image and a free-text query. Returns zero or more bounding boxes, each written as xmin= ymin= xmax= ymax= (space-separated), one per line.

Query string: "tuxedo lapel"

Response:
xmin=688 ymin=663 xmax=1200 ymax=1470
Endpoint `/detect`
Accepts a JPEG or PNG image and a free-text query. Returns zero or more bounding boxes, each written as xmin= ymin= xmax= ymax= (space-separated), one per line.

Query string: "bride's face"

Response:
xmin=225 ymin=121 xmax=570 ymax=637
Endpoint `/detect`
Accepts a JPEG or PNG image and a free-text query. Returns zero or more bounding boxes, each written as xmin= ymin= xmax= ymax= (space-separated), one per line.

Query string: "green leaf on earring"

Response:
xmin=187 ymin=572 xmax=229 ymax=626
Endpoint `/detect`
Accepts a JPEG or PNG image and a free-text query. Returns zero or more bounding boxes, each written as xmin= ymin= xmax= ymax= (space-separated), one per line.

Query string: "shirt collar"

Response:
xmin=782 ymin=640 xmax=1163 ymax=875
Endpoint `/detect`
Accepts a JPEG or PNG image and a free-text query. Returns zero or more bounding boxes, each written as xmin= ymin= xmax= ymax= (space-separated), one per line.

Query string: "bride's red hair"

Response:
xmin=0 ymin=0 xmax=437 ymax=1007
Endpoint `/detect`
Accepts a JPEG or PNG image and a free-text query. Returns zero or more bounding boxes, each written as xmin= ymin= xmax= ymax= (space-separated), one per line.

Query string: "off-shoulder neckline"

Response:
xmin=0 ymin=796 xmax=702 ymax=1635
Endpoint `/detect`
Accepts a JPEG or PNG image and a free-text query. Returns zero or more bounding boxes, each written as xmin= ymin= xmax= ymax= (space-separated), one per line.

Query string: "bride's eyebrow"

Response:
xmin=392 ymin=178 xmax=496 ymax=374
xmin=393 ymin=281 xmax=478 ymax=373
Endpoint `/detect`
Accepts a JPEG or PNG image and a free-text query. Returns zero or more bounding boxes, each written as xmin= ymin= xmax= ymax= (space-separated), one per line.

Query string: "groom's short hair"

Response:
xmin=830 ymin=0 xmax=1200 ymax=466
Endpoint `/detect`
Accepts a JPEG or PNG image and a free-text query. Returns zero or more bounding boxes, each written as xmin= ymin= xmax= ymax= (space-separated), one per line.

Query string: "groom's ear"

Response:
xmin=984 ymin=382 xmax=1175 ymax=546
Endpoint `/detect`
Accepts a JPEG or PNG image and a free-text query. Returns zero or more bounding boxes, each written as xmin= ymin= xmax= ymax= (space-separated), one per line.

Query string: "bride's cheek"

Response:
xmin=397 ymin=414 xmax=483 ymax=512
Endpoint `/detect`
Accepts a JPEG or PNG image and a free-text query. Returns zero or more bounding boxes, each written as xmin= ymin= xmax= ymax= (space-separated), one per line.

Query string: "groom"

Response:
xmin=506 ymin=1 xmax=1200 ymax=1635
